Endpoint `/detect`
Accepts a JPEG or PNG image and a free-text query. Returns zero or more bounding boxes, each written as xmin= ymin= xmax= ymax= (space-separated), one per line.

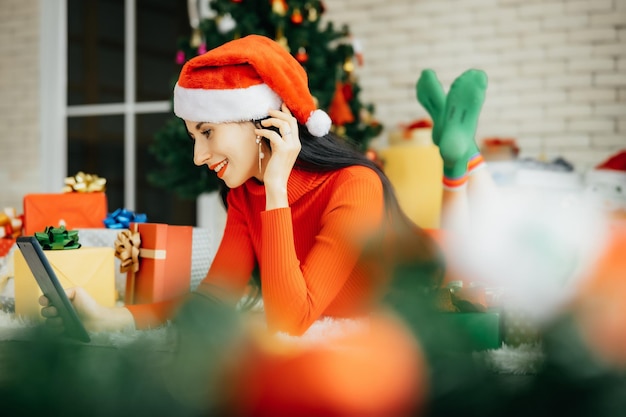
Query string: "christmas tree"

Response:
xmin=148 ymin=0 xmax=383 ymax=199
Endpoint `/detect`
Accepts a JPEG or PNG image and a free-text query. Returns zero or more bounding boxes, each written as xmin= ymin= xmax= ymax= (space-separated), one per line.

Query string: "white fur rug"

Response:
xmin=477 ymin=342 xmax=544 ymax=375
xmin=0 ymin=310 xmax=544 ymax=374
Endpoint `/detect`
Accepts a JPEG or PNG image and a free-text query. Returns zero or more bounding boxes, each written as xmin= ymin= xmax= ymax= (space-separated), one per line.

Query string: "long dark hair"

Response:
xmin=220 ymin=122 xmax=445 ymax=293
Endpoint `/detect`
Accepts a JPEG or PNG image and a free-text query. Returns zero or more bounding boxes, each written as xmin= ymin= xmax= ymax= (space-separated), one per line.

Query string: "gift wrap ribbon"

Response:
xmin=0 ymin=207 xmax=23 ymax=239
xmin=114 ymin=225 xmax=166 ymax=303
xmin=63 ymin=171 xmax=107 ymax=193
xmin=35 ymin=226 xmax=81 ymax=250
xmin=103 ymin=208 xmax=147 ymax=229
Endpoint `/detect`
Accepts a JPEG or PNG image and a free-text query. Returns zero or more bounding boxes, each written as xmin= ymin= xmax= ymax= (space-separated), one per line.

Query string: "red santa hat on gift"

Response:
xmin=174 ymin=35 xmax=331 ymax=137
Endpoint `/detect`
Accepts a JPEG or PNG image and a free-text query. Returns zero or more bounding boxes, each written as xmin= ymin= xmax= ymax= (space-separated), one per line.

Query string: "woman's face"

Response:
xmin=185 ymin=120 xmax=262 ymax=188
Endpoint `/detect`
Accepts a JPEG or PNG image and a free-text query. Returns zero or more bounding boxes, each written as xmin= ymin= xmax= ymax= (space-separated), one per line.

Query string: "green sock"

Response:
xmin=438 ymin=69 xmax=487 ymax=179
xmin=416 ymin=69 xmax=446 ymax=145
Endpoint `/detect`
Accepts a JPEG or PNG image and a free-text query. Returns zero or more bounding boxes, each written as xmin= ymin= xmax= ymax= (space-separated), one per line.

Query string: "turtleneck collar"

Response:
xmin=243 ymin=168 xmax=328 ymax=205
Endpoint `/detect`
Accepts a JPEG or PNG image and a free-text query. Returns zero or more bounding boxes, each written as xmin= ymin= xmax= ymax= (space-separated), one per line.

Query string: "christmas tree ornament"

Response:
xmin=231 ymin=0 xmax=243 ymax=3
xmin=343 ymin=57 xmax=354 ymax=73
xmin=175 ymin=50 xmax=185 ymax=64
xmin=217 ymin=13 xmax=237 ymax=34
xmin=190 ymin=28 xmax=202 ymax=48
xmin=351 ymin=36 xmax=364 ymax=66
xmin=341 ymin=82 xmax=353 ymax=101
xmin=275 ymin=26 xmax=290 ymax=52
xmin=197 ymin=42 xmax=207 ymax=55
xmin=295 ymin=46 xmax=308 ymax=63
xmin=291 ymin=8 xmax=303 ymax=24
xmin=328 ymin=81 xmax=355 ymax=126
xmin=174 ymin=35 xmax=331 ymax=137
xmin=359 ymin=107 xmax=372 ymax=124
xmin=306 ymin=3 xmax=318 ymax=22
xmin=272 ymin=0 xmax=288 ymax=16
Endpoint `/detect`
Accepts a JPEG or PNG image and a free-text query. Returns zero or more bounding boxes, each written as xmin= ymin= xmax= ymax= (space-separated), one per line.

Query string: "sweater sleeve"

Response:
xmin=260 ymin=168 xmax=385 ymax=335
xmin=127 ymin=191 xmax=255 ymax=329
xmin=195 ymin=191 xmax=256 ymax=299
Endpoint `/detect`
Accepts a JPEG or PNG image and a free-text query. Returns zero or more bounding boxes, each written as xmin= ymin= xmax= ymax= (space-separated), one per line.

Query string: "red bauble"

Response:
xmin=291 ymin=8 xmax=303 ymax=24
xmin=295 ymin=47 xmax=308 ymax=63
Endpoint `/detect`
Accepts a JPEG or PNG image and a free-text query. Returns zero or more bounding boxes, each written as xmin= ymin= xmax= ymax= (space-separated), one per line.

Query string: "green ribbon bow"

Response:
xmin=35 ymin=226 xmax=81 ymax=250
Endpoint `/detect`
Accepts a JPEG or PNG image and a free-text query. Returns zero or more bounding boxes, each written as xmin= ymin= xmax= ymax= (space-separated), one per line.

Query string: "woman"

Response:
xmin=41 ymin=35 xmax=442 ymax=337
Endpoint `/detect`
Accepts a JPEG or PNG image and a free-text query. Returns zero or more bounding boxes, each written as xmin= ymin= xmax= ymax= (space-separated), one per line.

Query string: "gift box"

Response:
xmin=23 ymin=192 xmax=108 ymax=235
xmin=76 ymin=228 xmax=131 ymax=302
xmin=119 ymin=223 xmax=192 ymax=305
xmin=388 ymin=119 xmax=434 ymax=147
xmin=438 ymin=311 xmax=502 ymax=351
xmin=380 ymin=144 xmax=443 ymax=229
xmin=13 ymin=246 xmax=116 ymax=320
xmin=501 ymin=308 xmax=541 ymax=347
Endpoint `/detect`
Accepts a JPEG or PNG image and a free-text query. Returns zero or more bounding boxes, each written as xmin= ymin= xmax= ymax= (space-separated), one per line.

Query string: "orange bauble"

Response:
xmin=218 ymin=313 xmax=428 ymax=417
xmin=574 ymin=221 xmax=626 ymax=366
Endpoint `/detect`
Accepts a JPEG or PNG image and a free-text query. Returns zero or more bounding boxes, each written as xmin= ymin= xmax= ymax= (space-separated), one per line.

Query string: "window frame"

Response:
xmin=40 ymin=0 xmax=170 ymax=210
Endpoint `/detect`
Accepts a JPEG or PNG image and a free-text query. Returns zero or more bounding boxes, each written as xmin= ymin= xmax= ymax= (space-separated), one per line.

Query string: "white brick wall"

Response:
xmin=1 ymin=0 xmax=625 ymax=211
xmin=323 ymin=0 xmax=626 ymax=172
xmin=0 ymin=0 xmax=40 ymax=210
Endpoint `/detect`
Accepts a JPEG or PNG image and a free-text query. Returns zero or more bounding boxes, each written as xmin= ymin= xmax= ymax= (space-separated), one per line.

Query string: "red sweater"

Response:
xmin=127 ymin=165 xmax=388 ymax=335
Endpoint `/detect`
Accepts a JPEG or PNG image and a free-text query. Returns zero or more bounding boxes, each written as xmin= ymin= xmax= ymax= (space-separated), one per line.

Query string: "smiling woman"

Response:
xmin=40 ymin=34 xmax=443 ymax=338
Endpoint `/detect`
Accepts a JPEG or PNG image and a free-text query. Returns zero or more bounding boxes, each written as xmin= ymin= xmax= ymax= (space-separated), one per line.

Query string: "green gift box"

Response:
xmin=438 ymin=311 xmax=501 ymax=351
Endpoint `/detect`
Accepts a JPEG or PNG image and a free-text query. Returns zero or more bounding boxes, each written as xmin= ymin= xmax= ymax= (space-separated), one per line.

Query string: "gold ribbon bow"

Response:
xmin=114 ymin=224 xmax=167 ymax=304
xmin=114 ymin=229 xmax=141 ymax=273
xmin=63 ymin=171 xmax=107 ymax=193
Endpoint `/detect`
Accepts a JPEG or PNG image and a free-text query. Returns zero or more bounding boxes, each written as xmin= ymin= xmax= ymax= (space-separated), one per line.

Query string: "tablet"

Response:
xmin=16 ymin=236 xmax=91 ymax=343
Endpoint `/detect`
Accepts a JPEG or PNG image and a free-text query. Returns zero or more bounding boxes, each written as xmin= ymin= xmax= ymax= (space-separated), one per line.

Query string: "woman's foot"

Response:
xmin=438 ymin=69 xmax=487 ymax=188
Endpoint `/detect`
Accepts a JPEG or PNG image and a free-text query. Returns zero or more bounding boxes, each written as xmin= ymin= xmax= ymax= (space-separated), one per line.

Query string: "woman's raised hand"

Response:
xmin=256 ymin=103 xmax=301 ymax=209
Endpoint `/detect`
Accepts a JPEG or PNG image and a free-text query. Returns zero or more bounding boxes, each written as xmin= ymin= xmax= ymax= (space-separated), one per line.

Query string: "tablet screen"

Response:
xmin=16 ymin=236 xmax=91 ymax=343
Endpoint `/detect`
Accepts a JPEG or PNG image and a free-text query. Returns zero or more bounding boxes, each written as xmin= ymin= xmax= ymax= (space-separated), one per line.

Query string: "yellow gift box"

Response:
xmin=13 ymin=247 xmax=116 ymax=320
xmin=380 ymin=144 xmax=443 ymax=229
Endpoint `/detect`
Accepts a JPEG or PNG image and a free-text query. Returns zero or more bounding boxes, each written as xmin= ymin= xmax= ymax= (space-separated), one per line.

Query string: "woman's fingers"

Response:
xmin=263 ymin=105 xmax=298 ymax=140
xmin=38 ymin=295 xmax=50 ymax=307
xmin=41 ymin=305 xmax=58 ymax=318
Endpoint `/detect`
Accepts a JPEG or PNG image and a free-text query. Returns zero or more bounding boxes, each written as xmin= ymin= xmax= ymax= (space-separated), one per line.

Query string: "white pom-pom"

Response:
xmin=306 ymin=109 xmax=331 ymax=137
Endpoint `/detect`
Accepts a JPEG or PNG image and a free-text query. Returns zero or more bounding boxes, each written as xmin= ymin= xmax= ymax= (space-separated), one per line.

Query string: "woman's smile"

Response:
xmin=210 ymin=159 xmax=229 ymax=178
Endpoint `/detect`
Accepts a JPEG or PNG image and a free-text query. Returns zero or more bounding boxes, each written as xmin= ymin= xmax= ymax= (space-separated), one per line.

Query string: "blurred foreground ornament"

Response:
xmin=217 ymin=314 xmax=427 ymax=417
xmin=451 ymin=191 xmax=609 ymax=323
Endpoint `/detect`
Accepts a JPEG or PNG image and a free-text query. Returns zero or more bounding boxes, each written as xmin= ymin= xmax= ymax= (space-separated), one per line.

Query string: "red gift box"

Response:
xmin=23 ymin=193 xmax=108 ymax=235
xmin=124 ymin=222 xmax=192 ymax=305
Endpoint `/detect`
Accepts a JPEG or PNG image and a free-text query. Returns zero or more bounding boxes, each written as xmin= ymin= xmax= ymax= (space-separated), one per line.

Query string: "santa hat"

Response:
xmin=173 ymin=35 xmax=331 ymax=137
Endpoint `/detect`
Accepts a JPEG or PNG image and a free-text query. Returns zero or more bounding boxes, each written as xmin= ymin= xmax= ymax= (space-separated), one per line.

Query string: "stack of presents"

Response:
xmin=3 ymin=154 xmax=626 ymax=351
xmin=0 ymin=172 xmax=217 ymax=323
xmin=0 ymin=171 xmax=540 ymax=351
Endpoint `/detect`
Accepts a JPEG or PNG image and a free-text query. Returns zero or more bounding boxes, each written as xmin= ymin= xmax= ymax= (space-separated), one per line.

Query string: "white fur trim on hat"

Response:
xmin=173 ymin=82 xmax=282 ymax=123
xmin=306 ymin=109 xmax=332 ymax=137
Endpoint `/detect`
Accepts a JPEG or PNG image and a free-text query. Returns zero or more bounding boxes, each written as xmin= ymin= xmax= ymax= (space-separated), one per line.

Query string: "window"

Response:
xmin=63 ymin=0 xmax=193 ymax=224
